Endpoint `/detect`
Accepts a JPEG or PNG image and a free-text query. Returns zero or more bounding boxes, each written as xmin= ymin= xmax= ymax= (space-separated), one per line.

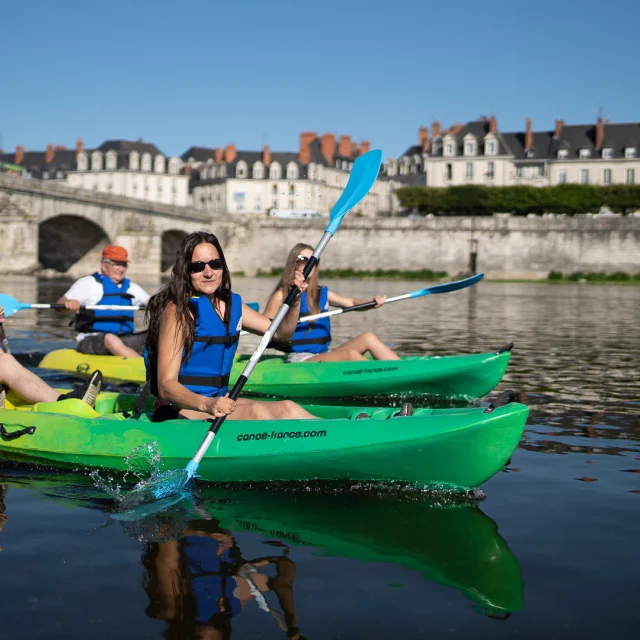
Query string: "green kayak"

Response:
xmin=38 ymin=344 xmax=513 ymax=401
xmin=0 ymin=474 xmax=524 ymax=615
xmin=0 ymin=391 xmax=528 ymax=490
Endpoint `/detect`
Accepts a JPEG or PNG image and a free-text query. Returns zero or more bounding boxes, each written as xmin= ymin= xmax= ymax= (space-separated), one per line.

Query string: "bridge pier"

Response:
xmin=0 ymin=214 xmax=39 ymax=274
xmin=117 ymin=230 xmax=162 ymax=278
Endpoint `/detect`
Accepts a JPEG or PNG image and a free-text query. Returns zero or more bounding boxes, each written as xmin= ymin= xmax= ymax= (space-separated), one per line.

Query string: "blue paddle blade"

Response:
xmin=326 ymin=149 xmax=382 ymax=235
xmin=0 ymin=294 xmax=28 ymax=318
xmin=409 ymin=273 xmax=484 ymax=299
xmin=246 ymin=301 xmax=259 ymax=312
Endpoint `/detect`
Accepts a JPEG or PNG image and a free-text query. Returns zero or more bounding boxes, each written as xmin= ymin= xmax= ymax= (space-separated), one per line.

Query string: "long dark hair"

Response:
xmin=273 ymin=243 xmax=320 ymax=317
xmin=146 ymin=231 xmax=232 ymax=363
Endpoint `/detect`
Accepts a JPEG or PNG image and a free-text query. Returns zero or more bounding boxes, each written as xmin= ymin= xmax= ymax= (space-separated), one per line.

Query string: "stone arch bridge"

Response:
xmin=0 ymin=175 xmax=214 ymax=278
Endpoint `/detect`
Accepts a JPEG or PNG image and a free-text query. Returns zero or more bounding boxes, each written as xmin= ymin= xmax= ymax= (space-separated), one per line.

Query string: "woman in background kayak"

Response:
xmin=145 ymin=231 xmax=315 ymax=421
xmin=264 ymin=243 xmax=400 ymax=363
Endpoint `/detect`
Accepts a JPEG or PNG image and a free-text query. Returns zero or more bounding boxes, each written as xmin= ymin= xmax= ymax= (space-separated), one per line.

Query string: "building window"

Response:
xmin=444 ymin=142 xmax=454 ymax=156
xmin=43 ymin=171 xmax=49 ymax=179
xmin=253 ymin=163 xmax=263 ymax=179
xmin=255 ymin=197 xmax=262 ymax=212
xmin=129 ymin=152 xmax=139 ymax=171
xmin=154 ymin=155 xmax=165 ymax=173
xmin=557 ymin=149 xmax=568 ymax=159
xmin=627 ymin=168 xmax=635 ymax=184
xmin=538 ymin=165 xmax=545 ymax=177
xmin=486 ymin=140 xmax=496 ymax=155
xmin=603 ymin=169 xmax=612 ymax=185
xmin=289 ymin=200 xmax=295 ymax=209
xmin=581 ymin=169 xmax=589 ymax=184
xmin=106 ymin=151 xmax=117 ymax=170
xmin=579 ymin=149 xmax=590 ymax=159
xmin=77 ymin=152 xmax=88 ymax=171
xmin=487 ymin=161 xmax=495 ymax=178
xmin=286 ymin=163 xmax=298 ymax=180
xmin=141 ymin=153 xmax=152 ymax=172
xmin=558 ymin=171 xmax=567 ymax=184
xmin=625 ymin=147 xmax=636 ymax=159
xmin=91 ymin=152 xmax=103 ymax=171
xmin=516 ymin=166 xmax=523 ymax=178
xmin=445 ymin=163 xmax=452 ymax=180
xmin=269 ymin=163 xmax=281 ymax=179
xmin=602 ymin=148 xmax=613 ymax=159
xmin=465 ymin=162 xmax=473 ymax=179
xmin=236 ymin=162 xmax=247 ymax=178
xmin=465 ymin=142 xmax=475 ymax=156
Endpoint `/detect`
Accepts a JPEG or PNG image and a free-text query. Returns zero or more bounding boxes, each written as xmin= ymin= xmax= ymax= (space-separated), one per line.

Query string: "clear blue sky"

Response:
xmin=1 ymin=0 xmax=638 ymax=159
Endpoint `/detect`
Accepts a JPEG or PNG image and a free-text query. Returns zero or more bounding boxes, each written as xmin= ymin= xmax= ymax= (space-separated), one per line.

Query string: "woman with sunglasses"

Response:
xmin=264 ymin=243 xmax=400 ymax=363
xmin=145 ymin=232 xmax=315 ymax=421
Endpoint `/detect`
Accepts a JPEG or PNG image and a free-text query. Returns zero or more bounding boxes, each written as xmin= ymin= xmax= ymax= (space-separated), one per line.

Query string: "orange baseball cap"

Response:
xmin=102 ymin=246 xmax=129 ymax=262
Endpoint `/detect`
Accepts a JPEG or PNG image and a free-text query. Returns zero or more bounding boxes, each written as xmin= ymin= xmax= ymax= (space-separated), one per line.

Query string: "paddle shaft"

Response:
xmin=0 ymin=323 xmax=10 ymax=354
xmin=189 ymin=242 xmax=327 ymax=467
xmin=298 ymin=274 xmax=484 ymax=324
xmin=32 ymin=303 xmax=146 ymax=311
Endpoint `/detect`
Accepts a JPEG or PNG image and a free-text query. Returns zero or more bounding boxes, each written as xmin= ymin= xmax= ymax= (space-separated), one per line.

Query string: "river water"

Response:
xmin=1 ymin=277 xmax=639 ymax=639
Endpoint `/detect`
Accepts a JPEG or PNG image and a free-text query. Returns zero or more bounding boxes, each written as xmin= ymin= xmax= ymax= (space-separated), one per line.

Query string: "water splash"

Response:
xmin=91 ymin=441 xmax=191 ymax=511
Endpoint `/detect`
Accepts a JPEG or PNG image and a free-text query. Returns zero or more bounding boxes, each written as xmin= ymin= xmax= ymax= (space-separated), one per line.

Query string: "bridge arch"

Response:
xmin=161 ymin=229 xmax=189 ymax=273
xmin=38 ymin=215 xmax=110 ymax=275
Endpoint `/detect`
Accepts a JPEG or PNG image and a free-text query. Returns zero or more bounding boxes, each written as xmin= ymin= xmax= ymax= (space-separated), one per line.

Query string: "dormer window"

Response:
xmin=106 ymin=151 xmax=117 ymax=170
xmin=141 ymin=153 xmax=152 ymax=172
xmin=527 ymin=150 xmax=535 ymax=158
xmin=485 ymin=140 xmax=496 ymax=156
xmin=579 ymin=149 xmax=590 ymax=159
xmin=269 ymin=162 xmax=281 ymax=179
xmin=602 ymin=148 xmax=613 ymax=159
xmin=77 ymin=151 xmax=88 ymax=171
xmin=464 ymin=142 xmax=475 ymax=156
xmin=625 ymin=147 xmax=636 ymax=159
xmin=236 ymin=161 xmax=247 ymax=178
xmin=444 ymin=142 xmax=454 ymax=157
xmin=91 ymin=151 xmax=103 ymax=171
xmin=286 ymin=163 xmax=298 ymax=180
xmin=557 ymin=149 xmax=568 ymax=159
xmin=253 ymin=162 xmax=264 ymax=179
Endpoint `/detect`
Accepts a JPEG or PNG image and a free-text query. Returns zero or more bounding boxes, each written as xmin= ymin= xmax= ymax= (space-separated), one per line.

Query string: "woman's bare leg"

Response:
xmin=0 ymin=351 xmax=60 ymax=403
xmin=305 ymin=332 xmax=400 ymax=362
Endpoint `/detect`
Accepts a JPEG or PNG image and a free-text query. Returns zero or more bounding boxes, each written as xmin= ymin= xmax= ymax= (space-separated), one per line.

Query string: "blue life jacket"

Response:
xmin=75 ymin=273 xmax=135 ymax=335
xmin=288 ymin=286 xmax=331 ymax=354
xmin=145 ymin=293 xmax=242 ymax=399
xmin=184 ymin=535 xmax=242 ymax=622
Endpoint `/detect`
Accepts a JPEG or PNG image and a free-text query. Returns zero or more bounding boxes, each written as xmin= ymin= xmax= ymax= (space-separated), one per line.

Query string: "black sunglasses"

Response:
xmin=188 ymin=258 xmax=224 ymax=273
xmin=296 ymin=255 xmax=310 ymax=264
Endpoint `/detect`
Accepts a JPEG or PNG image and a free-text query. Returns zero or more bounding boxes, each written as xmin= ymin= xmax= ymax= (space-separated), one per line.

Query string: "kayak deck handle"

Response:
xmin=0 ymin=424 xmax=37 ymax=441
xmin=484 ymin=390 xmax=517 ymax=413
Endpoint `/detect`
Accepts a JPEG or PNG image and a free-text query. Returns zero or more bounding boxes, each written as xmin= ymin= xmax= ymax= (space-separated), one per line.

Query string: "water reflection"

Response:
xmin=0 ymin=470 xmax=524 ymax=635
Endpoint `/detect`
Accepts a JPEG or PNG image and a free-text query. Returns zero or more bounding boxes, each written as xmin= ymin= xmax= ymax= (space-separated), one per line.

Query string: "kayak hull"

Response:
xmin=0 ymin=393 xmax=528 ymax=490
xmin=38 ymin=348 xmax=512 ymax=401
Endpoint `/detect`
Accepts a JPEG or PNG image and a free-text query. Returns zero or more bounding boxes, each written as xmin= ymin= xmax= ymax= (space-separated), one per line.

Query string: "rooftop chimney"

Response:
xmin=54 ymin=144 xmax=67 ymax=151
xmin=489 ymin=114 xmax=497 ymax=134
xmin=320 ymin=133 xmax=336 ymax=165
xmin=263 ymin=144 xmax=271 ymax=166
xmin=418 ymin=127 xmax=429 ymax=152
xmin=524 ymin=118 xmax=533 ymax=152
xmin=359 ymin=140 xmax=370 ymax=156
xmin=184 ymin=165 xmax=192 ymax=177
xmin=338 ymin=135 xmax=352 ymax=158
xmin=75 ymin=138 xmax=84 ymax=157
xmin=432 ymin=121 xmax=441 ymax=138
xmin=45 ymin=144 xmax=55 ymax=164
xmin=596 ymin=116 xmax=605 ymax=149
xmin=214 ymin=147 xmax=223 ymax=163
xmin=299 ymin=132 xmax=316 ymax=165
xmin=223 ymin=144 xmax=237 ymax=164
xmin=15 ymin=145 xmax=25 ymax=165
xmin=554 ymin=119 xmax=564 ymax=139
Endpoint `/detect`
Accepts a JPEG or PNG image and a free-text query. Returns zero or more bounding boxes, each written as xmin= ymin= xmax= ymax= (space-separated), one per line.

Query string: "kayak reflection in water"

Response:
xmin=265 ymin=243 xmax=401 ymax=363
xmin=141 ymin=518 xmax=305 ymax=639
xmin=0 ymin=484 xmax=7 ymax=550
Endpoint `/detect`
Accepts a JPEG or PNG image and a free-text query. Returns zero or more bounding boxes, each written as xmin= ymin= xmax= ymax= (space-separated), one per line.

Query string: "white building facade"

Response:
xmin=183 ymin=133 xmax=399 ymax=218
xmin=1 ymin=139 xmax=189 ymax=207
xmin=389 ymin=116 xmax=640 ymax=190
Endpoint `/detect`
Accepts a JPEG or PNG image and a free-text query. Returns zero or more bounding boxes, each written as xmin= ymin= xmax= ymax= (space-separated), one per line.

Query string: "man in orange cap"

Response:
xmin=56 ymin=245 xmax=151 ymax=357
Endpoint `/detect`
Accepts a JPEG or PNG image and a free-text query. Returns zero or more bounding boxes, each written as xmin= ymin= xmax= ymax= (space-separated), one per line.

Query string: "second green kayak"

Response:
xmin=38 ymin=344 xmax=513 ymax=401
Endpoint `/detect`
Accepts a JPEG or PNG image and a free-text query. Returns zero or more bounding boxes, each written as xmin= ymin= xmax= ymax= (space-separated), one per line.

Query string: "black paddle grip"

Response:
xmin=344 ymin=300 xmax=378 ymax=313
